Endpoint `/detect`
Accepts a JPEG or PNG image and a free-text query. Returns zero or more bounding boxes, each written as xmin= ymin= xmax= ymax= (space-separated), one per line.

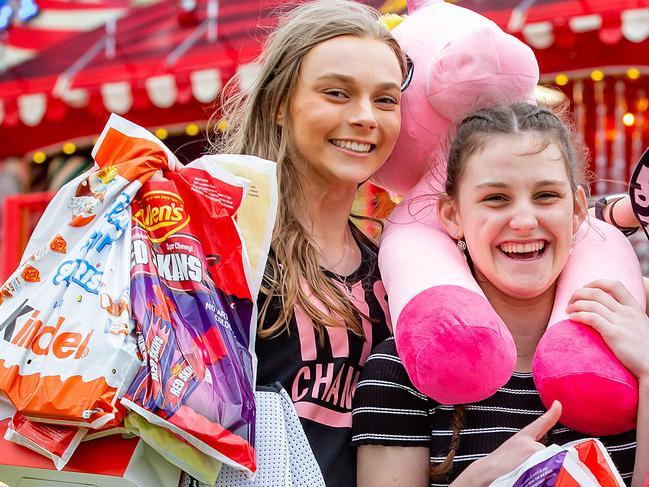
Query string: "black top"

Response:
xmin=256 ymin=233 xmax=392 ymax=487
xmin=352 ymin=337 xmax=637 ymax=486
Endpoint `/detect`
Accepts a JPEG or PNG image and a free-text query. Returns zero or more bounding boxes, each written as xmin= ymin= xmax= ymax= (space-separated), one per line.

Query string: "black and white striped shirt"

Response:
xmin=351 ymin=337 xmax=636 ymax=486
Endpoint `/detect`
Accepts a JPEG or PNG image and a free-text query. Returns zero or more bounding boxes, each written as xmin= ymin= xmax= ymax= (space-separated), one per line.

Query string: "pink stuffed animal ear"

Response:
xmin=407 ymin=0 xmax=438 ymax=11
xmin=427 ymin=28 xmax=538 ymax=124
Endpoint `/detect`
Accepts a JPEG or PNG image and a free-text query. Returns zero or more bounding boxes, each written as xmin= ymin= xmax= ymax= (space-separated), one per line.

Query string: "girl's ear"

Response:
xmin=573 ymin=186 xmax=588 ymax=231
xmin=437 ymin=195 xmax=463 ymax=239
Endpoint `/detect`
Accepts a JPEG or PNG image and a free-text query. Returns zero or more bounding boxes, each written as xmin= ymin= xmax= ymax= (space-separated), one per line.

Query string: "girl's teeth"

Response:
xmin=331 ymin=140 xmax=371 ymax=153
xmin=500 ymin=242 xmax=545 ymax=254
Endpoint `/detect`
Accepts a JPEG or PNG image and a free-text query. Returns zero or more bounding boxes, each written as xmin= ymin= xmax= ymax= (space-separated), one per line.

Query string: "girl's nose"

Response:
xmin=349 ymin=99 xmax=377 ymax=129
xmin=509 ymin=210 xmax=538 ymax=231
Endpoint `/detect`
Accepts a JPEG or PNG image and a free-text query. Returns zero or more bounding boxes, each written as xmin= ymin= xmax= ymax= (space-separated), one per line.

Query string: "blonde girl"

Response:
xmin=214 ymin=1 xmax=409 ymax=485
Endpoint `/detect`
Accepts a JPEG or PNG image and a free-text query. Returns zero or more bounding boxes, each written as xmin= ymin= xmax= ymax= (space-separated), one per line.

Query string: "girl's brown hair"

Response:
xmin=445 ymin=102 xmax=589 ymax=201
xmin=212 ymin=0 xmax=408 ymax=341
xmin=429 ymin=405 xmax=465 ymax=481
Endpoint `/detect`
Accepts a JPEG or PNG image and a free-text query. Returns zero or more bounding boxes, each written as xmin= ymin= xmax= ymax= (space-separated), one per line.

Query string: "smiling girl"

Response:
xmin=352 ymin=103 xmax=649 ymax=486
xmin=213 ymin=1 xmax=409 ymax=485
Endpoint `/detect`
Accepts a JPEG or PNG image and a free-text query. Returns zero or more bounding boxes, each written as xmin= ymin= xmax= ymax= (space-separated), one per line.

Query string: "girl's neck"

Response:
xmin=302 ymin=182 xmax=361 ymax=276
xmin=479 ymin=280 xmax=556 ymax=373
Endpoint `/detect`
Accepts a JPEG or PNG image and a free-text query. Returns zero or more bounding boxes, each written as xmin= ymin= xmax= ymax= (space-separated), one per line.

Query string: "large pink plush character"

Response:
xmin=372 ymin=0 xmax=644 ymax=435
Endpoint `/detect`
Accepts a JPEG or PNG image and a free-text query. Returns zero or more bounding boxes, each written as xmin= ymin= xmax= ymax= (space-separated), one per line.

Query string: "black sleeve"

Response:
xmin=352 ymin=337 xmax=434 ymax=447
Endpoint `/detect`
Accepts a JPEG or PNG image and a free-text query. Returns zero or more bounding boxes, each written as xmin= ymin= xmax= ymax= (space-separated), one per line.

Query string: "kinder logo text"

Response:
xmin=132 ymin=190 xmax=190 ymax=242
xmin=5 ymin=309 xmax=92 ymax=359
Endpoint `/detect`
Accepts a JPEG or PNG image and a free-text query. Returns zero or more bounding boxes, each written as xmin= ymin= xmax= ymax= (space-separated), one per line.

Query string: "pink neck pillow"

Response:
xmin=373 ymin=0 xmax=644 ymax=435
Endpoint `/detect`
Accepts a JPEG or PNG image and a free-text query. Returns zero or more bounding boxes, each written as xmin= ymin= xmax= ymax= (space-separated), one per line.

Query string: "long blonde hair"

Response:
xmin=212 ymin=0 xmax=408 ymax=341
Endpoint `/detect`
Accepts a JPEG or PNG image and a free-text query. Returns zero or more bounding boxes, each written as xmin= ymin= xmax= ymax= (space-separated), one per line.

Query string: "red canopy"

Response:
xmin=1 ymin=0 xmax=133 ymax=68
xmin=0 ymin=0 xmax=288 ymax=158
xmin=1 ymin=0 xmax=648 ymax=175
xmin=455 ymin=0 xmax=649 ymax=72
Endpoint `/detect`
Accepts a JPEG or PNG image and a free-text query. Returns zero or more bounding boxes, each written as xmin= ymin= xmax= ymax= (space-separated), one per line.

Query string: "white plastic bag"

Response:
xmin=0 ymin=114 xmax=179 ymax=430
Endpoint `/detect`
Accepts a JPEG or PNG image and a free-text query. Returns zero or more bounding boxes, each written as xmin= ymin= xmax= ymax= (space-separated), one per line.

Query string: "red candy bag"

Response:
xmin=4 ymin=413 xmax=88 ymax=470
xmin=123 ymin=156 xmax=274 ymax=478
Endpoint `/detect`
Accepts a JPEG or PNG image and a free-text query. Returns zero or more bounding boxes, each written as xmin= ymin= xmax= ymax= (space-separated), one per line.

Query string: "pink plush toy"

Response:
xmin=373 ymin=0 xmax=645 ymax=435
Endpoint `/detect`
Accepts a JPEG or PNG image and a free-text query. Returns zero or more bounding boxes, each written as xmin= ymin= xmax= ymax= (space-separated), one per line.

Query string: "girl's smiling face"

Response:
xmin=281 ymin=35 xmax=403 ymax=191
xmin=440 ymin=132 xmax=587 ymax=303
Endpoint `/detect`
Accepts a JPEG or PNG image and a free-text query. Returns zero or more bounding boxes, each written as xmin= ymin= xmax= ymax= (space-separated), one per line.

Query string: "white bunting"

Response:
xmin=18 ymin=93 xmax=47 ymax=127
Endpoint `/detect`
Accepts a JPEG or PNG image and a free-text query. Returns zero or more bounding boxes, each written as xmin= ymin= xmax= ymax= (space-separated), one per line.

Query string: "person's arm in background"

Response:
xmin=589 ymin=195 xmax=649 ymax=312
xmin=589 ymin=194 xmax=639 ymax=231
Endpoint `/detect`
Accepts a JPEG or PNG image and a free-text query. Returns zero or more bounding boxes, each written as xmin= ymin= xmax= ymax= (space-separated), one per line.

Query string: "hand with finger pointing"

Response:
xmin=566 ymin=279 xmax=649 ymax=382
xmin=451 ymin=401 xmax=563 ymax=487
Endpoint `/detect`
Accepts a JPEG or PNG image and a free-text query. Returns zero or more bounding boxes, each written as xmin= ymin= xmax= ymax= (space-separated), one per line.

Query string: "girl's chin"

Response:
xmin=503 ymin=281 xmax=557 ymax=300
xmin=481 ymin=274 xmax=557 ymax=301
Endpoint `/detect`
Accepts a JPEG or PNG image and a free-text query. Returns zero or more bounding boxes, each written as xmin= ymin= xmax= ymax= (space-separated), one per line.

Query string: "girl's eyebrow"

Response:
xmin=315 ymin=73 xmax=352 ymax=83
xmin=315 ymin=73 xmax=400 ymax=91
xmin=535 ymin=180 xmax=569 ymax=187
xmin=474 ymin=180 xmax=569 ymax=190
xmin=474 ymin=182 xmax=507 ymax=189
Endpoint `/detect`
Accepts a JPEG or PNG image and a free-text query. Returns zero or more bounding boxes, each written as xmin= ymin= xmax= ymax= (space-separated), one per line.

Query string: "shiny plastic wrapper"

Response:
xmin=122 ymin=156 xmax=272 ymax=477
xmin=490 ymin=438 xmax=625 ymax=487
xmin=0 ymin=114 xmax=180 ymax=429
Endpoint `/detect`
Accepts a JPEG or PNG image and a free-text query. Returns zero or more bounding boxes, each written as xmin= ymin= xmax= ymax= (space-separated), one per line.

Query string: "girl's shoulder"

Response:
xmin=352 ymin=337 xmax=435 ymax=447
xmin=359 ymin=337 xmax=433 ymax=404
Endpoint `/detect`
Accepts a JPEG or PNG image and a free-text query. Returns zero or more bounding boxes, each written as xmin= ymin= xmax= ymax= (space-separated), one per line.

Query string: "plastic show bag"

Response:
xmin=0 ymin=113 xmax=179 ymax=430
xmin=122 ymin=155 xmax=276 ymax=480
xmin=199 ymin=154 xmax=278 ymax=299
xmin=123 ymin=410 xmax=223 ymax=485
xmin=0 ymin=349 xmax=180 ymax=487
xmin=489 ymin=438 xmax=625 ymax=487
xmin=4 ymin=412 xmax=88 ymax=470
xmin=181 ymin=384 xmax=325 ymax=487
xmin=0 ymin=416 xmax=181 ymax=487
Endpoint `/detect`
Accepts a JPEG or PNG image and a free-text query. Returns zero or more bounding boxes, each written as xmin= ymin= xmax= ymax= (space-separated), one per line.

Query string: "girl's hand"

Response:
xmin=567 ymin=279 xmax=649 ymax=381
xmin=452 ymin=401 xmax=562 ymax=486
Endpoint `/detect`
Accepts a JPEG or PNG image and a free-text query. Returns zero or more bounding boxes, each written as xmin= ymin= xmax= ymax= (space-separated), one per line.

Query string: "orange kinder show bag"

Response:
xmin=0 ymin=114 xmax=179 ymax=429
